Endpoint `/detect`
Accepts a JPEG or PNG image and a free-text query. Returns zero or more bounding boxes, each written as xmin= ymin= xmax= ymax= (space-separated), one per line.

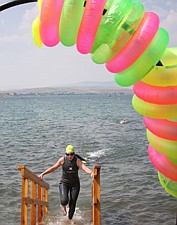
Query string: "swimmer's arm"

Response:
xmin=39 ymin=156 xmax=64 ymax=179
xmin=77 ymin=159 xmax=93 ymax=177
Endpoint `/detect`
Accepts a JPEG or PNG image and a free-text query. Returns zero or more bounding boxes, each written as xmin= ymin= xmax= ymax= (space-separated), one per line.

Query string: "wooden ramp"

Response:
xmin=18 ymin=165 xmax=101 ymax=225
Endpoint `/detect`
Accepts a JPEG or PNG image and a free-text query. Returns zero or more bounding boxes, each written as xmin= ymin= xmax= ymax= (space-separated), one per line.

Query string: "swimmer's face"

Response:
xmin=66 ymin=152 xmax=75 ymax=160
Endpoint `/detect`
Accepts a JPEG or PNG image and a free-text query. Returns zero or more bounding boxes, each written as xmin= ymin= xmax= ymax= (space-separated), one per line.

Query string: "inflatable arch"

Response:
xmin=1 ymin=0 xmax=177 ymax=198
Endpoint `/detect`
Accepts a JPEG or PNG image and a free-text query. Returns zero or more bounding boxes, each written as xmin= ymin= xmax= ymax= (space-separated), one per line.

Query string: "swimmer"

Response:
xmin=39 ymin=145 xmax=93 ymax=220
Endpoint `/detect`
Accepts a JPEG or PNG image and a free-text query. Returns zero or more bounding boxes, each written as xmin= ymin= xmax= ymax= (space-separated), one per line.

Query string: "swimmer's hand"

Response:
xmin=38 ymin=173 xmax=43 ymax=180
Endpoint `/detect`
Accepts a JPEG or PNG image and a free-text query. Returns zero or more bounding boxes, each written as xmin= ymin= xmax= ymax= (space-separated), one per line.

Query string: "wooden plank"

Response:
xmin=23 ymin=197 xmax=48 ymax=207
xmin=94 ymin=165 xmax=101 ymax=170
xmin=30 ymin=181 xmax=36 ymax=225
xmin=21 ymin=177 xmax=28 ymax=225
xmin=18 ymin=166 xmax=49 ymax=190
xmin=20 ymin=177 xmax=25 ymax=225
xmin=43 ymin=188 xmax=48 ymax=215
xmin=92 ymin=184 xmax=97 ymax=204
xmin=38 ymin=185 xmax=43 ymax=224
xmin=92 ymin=165 xmax=101 ymax=225
xmin=24 ymin=178 xmax=28 ymax=225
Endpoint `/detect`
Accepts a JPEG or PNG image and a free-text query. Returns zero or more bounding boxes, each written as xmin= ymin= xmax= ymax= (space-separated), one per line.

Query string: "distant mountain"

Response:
xmin=0 ymin=81 xmax=132 ymax=95
xmin=60 ymin=81 xmax=131 ymax=88
xmin=74 ymin=81 xmax=117 ymax=87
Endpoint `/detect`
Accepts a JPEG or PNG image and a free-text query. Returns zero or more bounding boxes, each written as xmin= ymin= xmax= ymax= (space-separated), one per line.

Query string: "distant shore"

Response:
xmin=0 ymin=86 xmax=133 ymax=95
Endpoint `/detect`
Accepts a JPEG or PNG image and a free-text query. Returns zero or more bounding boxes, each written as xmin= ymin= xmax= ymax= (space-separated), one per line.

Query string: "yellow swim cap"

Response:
xmin=66 ymin=145 xmax=75 ymax=153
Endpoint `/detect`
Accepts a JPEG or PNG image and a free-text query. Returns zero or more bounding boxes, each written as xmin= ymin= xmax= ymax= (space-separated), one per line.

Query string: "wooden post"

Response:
xmin=38 ymin=185 xmax=42 ymax=224
xmin=20 ymin=168 xmax=28 ymax=225
xmin=43 ymin=188 xmax=48 ymax=215
xmin=92 ymin=165 xmax=101 ymax=225
xmin=30 ymin=181 xmax=36 ymax=225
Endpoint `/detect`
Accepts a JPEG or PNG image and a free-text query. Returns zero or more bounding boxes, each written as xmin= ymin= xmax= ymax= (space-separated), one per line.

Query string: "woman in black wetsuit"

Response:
xmin=39 ymin=145 xmax=93 ymax=220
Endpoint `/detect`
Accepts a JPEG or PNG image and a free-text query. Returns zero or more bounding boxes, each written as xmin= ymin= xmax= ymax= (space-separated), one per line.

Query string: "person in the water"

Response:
xmin=39 ymin=145 xmax=93 ymax=220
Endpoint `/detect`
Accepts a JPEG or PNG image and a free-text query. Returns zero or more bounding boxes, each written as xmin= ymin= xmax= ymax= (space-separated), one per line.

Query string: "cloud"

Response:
xmin=0 ymin=19 xmax=5 ymax=27
xmin=18 ymin=5 xmax=38 ymax=32
xmin=161 ymin=9 xmax=177 ymax=47
xmin=0 ymin=5 xmax=37 ymax=46
xmin=0 ymin=34 xmax=22 ymax=44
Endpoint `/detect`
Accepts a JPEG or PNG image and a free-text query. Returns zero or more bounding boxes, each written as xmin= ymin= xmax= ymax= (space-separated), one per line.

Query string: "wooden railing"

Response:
xmin=92 ymin=165 xmax=101 ymax=225
xmin=18 ymin=166 xmax=49 ymax=225
xmin=18 ymin=165 xmax=101 ymax=225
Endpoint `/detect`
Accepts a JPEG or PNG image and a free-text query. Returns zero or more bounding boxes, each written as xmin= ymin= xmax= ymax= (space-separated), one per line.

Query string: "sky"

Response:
xmin=0 ymin=0 xmax=177 ymax=90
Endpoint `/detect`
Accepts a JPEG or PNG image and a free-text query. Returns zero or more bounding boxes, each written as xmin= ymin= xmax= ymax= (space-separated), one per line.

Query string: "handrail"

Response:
xmin=18 ymin=166 xmax=49 ymax=225
xmin=92 ymin=165 xmax=101 ymax=225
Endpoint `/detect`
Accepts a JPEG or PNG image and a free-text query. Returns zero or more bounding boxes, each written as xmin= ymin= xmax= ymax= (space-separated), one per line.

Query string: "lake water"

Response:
xmin=0 ymin=92 xmax=176 ymax=225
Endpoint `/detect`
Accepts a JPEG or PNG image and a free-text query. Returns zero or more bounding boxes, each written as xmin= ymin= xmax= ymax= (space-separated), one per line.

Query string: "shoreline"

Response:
xmin=0 ymin=86 xmax=133 ymax=95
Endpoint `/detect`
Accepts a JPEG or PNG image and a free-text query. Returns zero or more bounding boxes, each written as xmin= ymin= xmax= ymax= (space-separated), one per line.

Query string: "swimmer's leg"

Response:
xmin=59 ymin=183 xmax=69 ymax=216
xmin=68 ymin=184 xmax=80 ymax=220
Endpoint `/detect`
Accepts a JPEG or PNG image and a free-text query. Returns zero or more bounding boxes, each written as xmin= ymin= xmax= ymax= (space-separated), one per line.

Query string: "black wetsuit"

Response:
xmin=59 ymin=155 xmax=80 ymax=220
